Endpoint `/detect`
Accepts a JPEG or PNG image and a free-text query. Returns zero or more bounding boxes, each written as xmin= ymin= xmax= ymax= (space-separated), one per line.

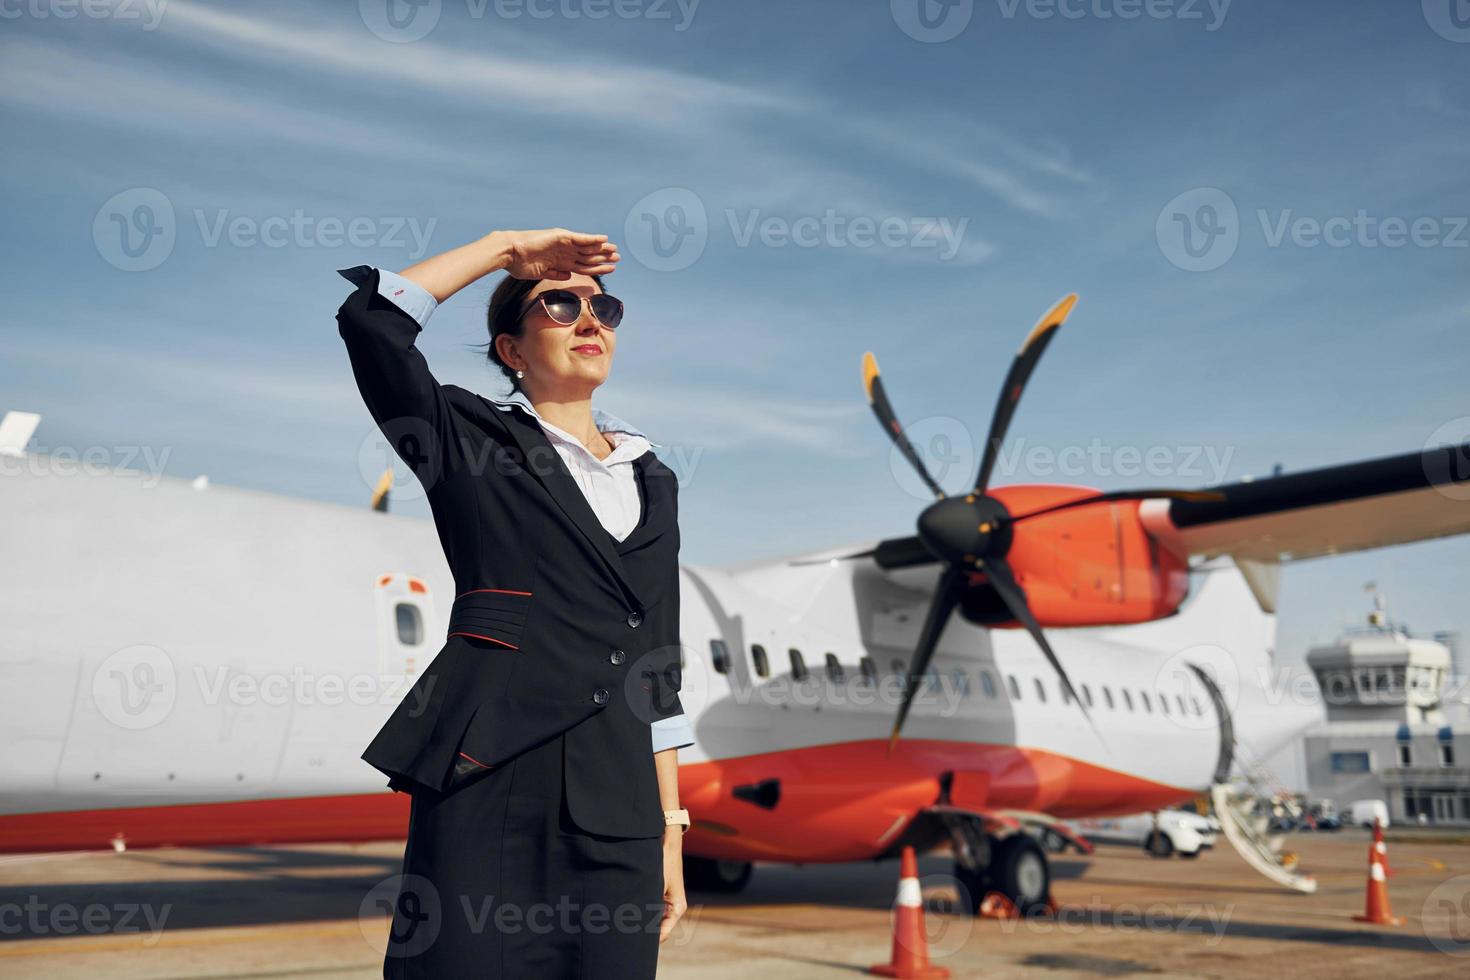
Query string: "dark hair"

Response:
xmin=481 ymin=273 xmax=606 ymax=394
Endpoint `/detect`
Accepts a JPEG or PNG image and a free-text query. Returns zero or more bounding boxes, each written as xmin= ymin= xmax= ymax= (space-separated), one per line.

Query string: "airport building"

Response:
xmin=1302 ymin=621 xmax=1470 ymax=826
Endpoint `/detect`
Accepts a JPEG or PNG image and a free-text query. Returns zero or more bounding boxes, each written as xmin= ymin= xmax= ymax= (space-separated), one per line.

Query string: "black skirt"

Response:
xmin=381 ymin=729 xmax=665 ymax=979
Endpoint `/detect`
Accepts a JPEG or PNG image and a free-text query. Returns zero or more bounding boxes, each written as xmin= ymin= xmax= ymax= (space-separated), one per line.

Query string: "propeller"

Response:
xmin=858 ymin=294 xmax=1169 ymax=754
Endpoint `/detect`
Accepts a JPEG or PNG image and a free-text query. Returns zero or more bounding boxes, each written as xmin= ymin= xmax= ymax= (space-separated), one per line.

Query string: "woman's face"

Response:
xmin=502 ymin=273 xmax=617 ymax=395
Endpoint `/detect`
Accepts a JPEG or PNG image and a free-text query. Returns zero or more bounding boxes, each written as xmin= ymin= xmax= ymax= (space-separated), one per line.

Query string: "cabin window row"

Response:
xmin=705 ymin=640 xmax=1206 ymax=716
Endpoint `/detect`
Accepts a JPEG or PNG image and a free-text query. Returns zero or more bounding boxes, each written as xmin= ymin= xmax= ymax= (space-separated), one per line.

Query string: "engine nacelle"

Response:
xmin=959 ymin=485 xmax=1190 ymax=628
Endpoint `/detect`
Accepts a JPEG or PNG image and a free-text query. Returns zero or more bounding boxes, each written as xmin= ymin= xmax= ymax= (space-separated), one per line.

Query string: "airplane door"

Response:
xmin=374 ymin=573 xmax=436 ymax=683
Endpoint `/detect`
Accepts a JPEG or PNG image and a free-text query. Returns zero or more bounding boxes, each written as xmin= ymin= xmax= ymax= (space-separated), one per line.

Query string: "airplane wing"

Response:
xmin=1144 ymin=440 xmax=1470 ymax=563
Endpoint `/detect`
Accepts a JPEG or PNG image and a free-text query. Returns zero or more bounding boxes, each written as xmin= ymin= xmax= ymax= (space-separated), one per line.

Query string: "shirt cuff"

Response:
xmin=651 ymin=713 xmax=695 ymax=753
xmin=375 ymin=268 xmax=438 ymax=326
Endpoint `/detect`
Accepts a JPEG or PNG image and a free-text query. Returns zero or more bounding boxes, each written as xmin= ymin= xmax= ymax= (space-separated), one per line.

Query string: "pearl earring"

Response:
xmin=515 ymin=369 xmax=525 ymax=379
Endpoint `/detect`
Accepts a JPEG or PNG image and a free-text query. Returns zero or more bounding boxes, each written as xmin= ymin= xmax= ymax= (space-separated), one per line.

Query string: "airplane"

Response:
xmin=2 ymin=296 xmax=1467 ymax=917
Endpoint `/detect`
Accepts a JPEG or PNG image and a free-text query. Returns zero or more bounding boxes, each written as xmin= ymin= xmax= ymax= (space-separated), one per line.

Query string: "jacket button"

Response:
xmin=610 ymin=649 xmax=626 ymax=665
xmin=626 ymin=611 xmax=643 ymax=628
xmin=593 ymin=688 xmax=610 ymax=705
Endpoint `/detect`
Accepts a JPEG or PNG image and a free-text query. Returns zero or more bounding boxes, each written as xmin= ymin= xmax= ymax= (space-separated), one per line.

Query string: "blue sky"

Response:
xmin=2 ymin=0 xmax=1467 ymax=664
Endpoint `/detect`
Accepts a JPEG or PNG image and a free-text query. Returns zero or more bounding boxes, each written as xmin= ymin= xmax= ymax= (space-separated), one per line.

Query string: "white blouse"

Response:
xmin=371 ymin=268 xmax=693 ymax=754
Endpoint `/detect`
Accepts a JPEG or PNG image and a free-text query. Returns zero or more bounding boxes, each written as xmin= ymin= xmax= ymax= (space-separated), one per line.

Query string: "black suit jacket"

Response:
xmin=335 ymin=266 xmax=685 ymax=839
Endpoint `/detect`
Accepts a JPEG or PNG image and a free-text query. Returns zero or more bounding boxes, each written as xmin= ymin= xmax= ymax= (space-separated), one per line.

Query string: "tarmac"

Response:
xmin=1 ymin=829 xmax=1467 ymax=978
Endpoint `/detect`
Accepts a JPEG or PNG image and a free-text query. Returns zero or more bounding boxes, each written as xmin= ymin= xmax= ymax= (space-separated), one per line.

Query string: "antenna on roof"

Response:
xmin=371 ymin=468 xmax=393 ymax=513
xmin=0 ymin=411 xmax=41 ymax=457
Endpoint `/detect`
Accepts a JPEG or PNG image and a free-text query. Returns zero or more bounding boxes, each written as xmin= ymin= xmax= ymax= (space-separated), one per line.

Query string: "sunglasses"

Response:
xmin=520 ymin=288 xmax=624 ymax=329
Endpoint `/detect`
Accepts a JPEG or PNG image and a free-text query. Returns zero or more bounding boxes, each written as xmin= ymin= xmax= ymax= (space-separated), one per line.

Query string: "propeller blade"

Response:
xmin=787 ymin=536 xmax=941 ymax=568
xmin=1009 ymin=488 xmax=1226 ymax=523
xmin=887 ymin=563 xmax=969 ymax=754
xmin=979 ymin=556 xmax=1102 ymax=739
xmin=863 ymin=351 xmax=946 ymax=500
xmin=973 ymin=294 xmax=1078 ymax=494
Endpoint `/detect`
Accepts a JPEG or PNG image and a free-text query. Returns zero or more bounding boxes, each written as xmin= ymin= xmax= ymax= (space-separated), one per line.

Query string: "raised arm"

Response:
xmin=335 ymin=229 xmax=620 ymax=491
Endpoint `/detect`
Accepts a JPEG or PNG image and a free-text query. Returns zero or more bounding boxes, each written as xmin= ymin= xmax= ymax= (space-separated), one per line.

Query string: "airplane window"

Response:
xmin=1081 ymin=684 xmax=1093 ymax=708
xmin=952 ymin=668 xmax=969 ymax=696
xmin=751 ymin=643 xmax=770 ymax=678
xmin=1122 ymin=689 xmax=1134 ymax=711
xmin=979 ymin=670 xmax=996 ymax=698
xmin=1159 ymin=692 xmax=1170 ymax=715
xmin=1060 ymin=681 xmax=1072 ymax=705
xmin=789 ymin=648 xmax=808 ymax=681
xmin=825 ymin=653 xmax=844 ymax=682
xmin=1191 ymin=697 xmax=1202 ymax=716
xmin=1102 ymin=687 xmax=1114 ymax=709
xmin=1176 ymin=694 xmax=1187 ymax=715
xmin=860 ymin=657 xmax=877 ymax=684
xmin=1140 ymin=691 xmax=1152 ymax=713
xmin=394 ymin=603 xmax=423 ymax=645
xmin=1033 ymin=677 xmax=1047 ymax=703
xmin=709 ymin=639 xmax=731 ymax=674
xmin=1007 ymin=675 xmax=1021 ymax=700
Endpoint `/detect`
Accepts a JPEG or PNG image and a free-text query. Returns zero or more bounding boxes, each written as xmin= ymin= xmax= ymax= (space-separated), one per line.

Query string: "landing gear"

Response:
xmin=1040 ymin=828 xmax=1067 ymax=854
xmin=954 ymin=833 xmax=1052 ymax=916
xmin=683 ymin=856 xmax=753 ymax=893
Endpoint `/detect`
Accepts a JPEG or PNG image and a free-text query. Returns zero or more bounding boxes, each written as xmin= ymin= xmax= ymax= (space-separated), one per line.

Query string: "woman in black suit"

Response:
xmin=335 ymin=228 xmax=691 ymax=978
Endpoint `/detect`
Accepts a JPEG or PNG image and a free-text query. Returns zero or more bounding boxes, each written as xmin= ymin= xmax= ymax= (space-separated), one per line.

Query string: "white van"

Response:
xmin=1348 ymin=799 xmax=1390 ymax=830
xmin=1065 ymin=809 xmax=1221 ymax=859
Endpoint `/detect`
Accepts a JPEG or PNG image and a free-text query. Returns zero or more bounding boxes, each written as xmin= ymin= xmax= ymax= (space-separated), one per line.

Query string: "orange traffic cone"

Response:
xmin=1352 ymin=817 xmax=1403 ymax=926
xmin=869 ymin=846 xmax=950 ymax=978
xmin=1369 ymin=819 xmax=1394 ymax=878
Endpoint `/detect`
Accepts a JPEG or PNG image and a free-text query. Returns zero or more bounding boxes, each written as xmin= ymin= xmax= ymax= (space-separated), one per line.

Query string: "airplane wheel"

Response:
xmin=990 ymin=835 xmax=1051 ymax=915
xmin=1145 ymin=830 xmax=1173 ymax=859
xmin=683 ymin=856 xmax=753 ymax=893
xmin=1040 ymin=828 xmax=1067 ymax=854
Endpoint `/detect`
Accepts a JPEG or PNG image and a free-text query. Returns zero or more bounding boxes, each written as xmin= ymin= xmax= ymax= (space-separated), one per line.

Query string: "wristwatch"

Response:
xmin=663 ymin=808 xmax=690 ymax=831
